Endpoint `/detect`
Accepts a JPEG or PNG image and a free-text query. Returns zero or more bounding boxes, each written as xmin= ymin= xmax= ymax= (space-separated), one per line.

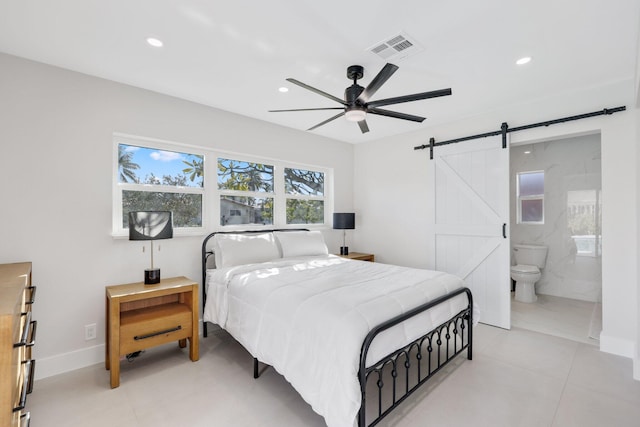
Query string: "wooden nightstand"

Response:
xmin=338 ymin=252 xmax=375 ymax=262
xmin=105 ymin=276 xmax=199 ymax=388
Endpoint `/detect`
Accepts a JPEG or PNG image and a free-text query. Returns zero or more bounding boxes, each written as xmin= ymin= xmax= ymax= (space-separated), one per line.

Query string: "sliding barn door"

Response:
xmin=430 ymin=136 xmax=510 ymax=329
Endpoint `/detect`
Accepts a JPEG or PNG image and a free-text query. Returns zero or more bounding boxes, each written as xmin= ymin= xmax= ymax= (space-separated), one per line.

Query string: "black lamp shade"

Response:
xmin=129 ymin=211 xmax=173 ymax=240
xmin=333 ymin=213 xmax=355 ymax=230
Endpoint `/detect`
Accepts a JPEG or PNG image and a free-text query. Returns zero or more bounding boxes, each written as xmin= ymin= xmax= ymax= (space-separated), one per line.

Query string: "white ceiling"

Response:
xmin=0 ymin=0 xmax=638 ymax=143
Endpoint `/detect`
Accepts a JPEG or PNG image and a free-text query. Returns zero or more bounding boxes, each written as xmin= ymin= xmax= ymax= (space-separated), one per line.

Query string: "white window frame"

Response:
xmin=112 ymin=133 xmax=207 ymax=237
xmin=516 ymin=170 xmax=544 ymax=225
xmin=216 ymin=155 xmax=332 ymax=230
xmin=113 ymin=133 xmax=333 ymax=237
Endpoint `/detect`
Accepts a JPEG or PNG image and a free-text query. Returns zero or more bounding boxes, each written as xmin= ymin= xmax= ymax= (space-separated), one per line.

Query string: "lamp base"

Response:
xmin=340 ymin=246 xmax=349 ymax=256
xmin=144 ymin=268 xmax=161 ymax=285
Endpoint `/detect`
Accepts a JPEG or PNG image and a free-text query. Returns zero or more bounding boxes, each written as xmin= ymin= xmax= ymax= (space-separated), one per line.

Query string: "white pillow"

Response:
xmin=213 ymin=233 xmax=281 ymax=268
xmin=274 ymin=231 xmax=328 ymax=258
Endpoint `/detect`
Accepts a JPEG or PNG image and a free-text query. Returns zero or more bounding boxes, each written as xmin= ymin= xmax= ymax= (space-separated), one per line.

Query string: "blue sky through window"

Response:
xmin=120 ymin=144 xmax=203 ymax=188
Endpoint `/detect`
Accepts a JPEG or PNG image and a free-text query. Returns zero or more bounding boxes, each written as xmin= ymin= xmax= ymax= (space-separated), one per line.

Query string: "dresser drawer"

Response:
xmin=119 ymin=303 xmax=192 ymax=354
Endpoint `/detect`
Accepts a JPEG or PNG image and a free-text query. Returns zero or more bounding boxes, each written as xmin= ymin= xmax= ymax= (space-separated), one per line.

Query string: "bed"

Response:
xmin=201 ymin=229 xmax=474 ymax=427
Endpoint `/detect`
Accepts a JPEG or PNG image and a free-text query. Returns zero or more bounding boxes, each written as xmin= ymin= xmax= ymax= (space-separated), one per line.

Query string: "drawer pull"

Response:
xmin=134 ymin=325 xmax=182 ymax=341
xmin=13 ymin=360 xmax=33 ymax=412
xmin=26 ymin=320 xmax=37 ymax=347
xmin=20 ymin=411 xmax=31 ymax=427
xmin=27 ymin=359 xmax=36 ymax=394
xmin=14 ymin=312 xmax=32 ymax=348
xmin=25 ymin=285 xmax=36 ymax=305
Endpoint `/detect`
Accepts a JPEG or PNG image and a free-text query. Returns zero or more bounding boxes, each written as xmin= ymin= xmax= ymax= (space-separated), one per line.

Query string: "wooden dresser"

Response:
xmin=0 ymin=262 xmax=36 ymax=427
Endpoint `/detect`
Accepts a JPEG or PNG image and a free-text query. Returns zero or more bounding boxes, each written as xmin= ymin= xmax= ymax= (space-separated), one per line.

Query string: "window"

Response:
xmin=217 ymin=158 xmax=328 ymax=226
xmin=567 ymin=190 xmax=601 ymax=257
xmin=113 ymin=135 xmax=332 ymax=235
xmin=285 ymin=167 xmax=325 ymax=225
xmin=218 ymin=158 xmax=274 ymax=226
xmin=517 ymin=171 xmax=544 ymax=224
xmin=114 ymin=136 xmax=205 ymax=235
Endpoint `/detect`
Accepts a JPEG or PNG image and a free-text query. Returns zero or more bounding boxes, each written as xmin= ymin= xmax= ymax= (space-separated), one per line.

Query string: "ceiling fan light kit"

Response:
xmin=345 ymin=108 xmax=366 ymax=122
xmin=269 ymin=63 xmax=452 ymax=134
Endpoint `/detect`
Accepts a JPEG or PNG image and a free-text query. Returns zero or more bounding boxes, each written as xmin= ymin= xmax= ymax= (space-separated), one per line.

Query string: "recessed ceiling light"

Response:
xmin=278 ymin=87 xmax=289 ymax=93
xmin=516 ymin=56 xmax=532 ymax=65
xmin=524 ymin=150 xmax=531 ymax=154
xmin=146 ymin=37 xmax=164 ymax=48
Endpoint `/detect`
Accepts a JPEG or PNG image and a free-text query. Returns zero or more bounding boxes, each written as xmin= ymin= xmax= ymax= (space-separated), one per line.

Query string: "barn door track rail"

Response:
xmin=414 ymin=106 xmax=626 ymax=159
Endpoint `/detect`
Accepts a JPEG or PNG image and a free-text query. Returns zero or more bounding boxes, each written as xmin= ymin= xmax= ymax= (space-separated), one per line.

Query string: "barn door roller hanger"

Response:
xmin=414 ymin=106 xmax=626 ymax=159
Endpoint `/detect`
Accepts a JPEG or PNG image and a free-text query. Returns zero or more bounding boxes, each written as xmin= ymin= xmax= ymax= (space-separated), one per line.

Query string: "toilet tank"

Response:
xmin=513 ymin=244 xmax=548 ymax=268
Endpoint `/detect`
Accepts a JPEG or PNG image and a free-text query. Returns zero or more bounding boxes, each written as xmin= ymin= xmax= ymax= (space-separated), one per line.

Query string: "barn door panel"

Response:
xmin=432 ymin=136 xmax=510 ymax=329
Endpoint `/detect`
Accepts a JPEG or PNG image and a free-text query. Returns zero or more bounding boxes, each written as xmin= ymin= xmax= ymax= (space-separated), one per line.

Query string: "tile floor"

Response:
xmin=511 ymin=293 xmax=601 ymax=346
xmin=27 ymin=324 xmax=640 ymax=427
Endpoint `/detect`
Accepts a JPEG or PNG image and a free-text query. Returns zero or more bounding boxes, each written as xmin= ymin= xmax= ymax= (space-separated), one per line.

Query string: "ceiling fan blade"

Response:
xmin=357 ymin=120 xmax=369 ymax=133
xmin=308 ymin=112 xmax=345 ymax=131
xmin=357 ymin=63 xmax=399 ymax=104
xmin=287 ymin=78 xmax=347 ymax=106
xmin=269 ymin=107 xmax=344 ymax=112
xmin=368 ymin=108 xmax=426 ymax=123
xmin=367 ymin=88 xmax=452 ymax=108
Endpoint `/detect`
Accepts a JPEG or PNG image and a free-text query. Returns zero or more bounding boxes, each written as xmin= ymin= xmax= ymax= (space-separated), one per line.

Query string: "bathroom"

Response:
xmin=510 ymin=133 xmax=602 ymax=345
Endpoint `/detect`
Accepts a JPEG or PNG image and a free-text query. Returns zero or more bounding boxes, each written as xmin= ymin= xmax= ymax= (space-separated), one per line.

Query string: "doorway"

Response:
xmin=509 ymin=133 xmax=602 ymax=346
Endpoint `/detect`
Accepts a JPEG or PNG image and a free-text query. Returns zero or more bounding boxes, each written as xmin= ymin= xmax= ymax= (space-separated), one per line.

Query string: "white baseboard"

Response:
xmin=35 ymin=320 xmax=211 ymax=381
xmin=35 ymin=344 xmax=104 ymax=380
xmin=599 ymin=332 xmax=635 ymax=358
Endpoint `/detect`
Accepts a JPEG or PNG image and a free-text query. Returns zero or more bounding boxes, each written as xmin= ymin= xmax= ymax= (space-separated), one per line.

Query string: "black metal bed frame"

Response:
xmin=201 ymin=230 xmax=473 ymax=427
xmin=358 ymin=287 xmax=472 ymax=426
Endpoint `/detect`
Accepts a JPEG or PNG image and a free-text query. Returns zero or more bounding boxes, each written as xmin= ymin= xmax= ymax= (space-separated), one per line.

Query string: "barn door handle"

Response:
xmin=502 ymin=223 xmax=507 ymax=239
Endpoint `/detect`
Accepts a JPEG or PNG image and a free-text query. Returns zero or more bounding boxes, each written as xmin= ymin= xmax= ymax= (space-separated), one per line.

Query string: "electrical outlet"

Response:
xmin=85 ymin=323 xmax=97 ymax=341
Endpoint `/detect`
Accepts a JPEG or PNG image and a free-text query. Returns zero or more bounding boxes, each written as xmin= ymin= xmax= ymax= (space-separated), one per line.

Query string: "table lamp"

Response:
xmin=333 ymin=212 xmax=355 ymax=255
xmin=129 ymin=211 xmax=173 ymax=284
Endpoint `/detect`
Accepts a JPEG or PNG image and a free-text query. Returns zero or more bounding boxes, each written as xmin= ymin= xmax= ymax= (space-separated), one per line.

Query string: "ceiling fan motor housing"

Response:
xmin=345 ymin=84 xmax=365 ymax=106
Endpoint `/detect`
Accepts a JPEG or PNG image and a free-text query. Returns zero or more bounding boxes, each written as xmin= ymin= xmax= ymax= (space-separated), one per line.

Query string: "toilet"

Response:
xmin=511 ymin=244 xmax=548 ymax=303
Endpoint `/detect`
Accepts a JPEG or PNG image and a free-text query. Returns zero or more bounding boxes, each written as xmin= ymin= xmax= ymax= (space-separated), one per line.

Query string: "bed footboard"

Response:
xmin=358 ymin=287 xmax=473 ymax=427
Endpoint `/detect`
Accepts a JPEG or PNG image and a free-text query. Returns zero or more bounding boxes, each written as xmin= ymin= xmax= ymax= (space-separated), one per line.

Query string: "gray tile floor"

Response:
xmin=511 ymin=293 xmax=601 ymax=345
xmin=27 ymin=324 xmax=640 ymax=427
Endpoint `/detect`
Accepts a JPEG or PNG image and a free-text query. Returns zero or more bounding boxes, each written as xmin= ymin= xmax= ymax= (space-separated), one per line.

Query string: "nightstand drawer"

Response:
xmin=119 ymin=303 xmax=192 ymax=354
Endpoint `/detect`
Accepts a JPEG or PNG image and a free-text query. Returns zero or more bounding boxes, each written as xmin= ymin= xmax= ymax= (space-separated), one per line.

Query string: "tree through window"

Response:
xmin=117 ymin=143 xmax=204 ymax=229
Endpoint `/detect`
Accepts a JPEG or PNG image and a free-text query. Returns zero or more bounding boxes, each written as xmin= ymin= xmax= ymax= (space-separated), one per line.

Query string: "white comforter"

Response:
xmin=203 ymin=255 xmax=471 ymax=427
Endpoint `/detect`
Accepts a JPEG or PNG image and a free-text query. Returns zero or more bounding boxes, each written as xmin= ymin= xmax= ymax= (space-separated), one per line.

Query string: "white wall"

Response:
xmin=0 ymin=53 xmax=354 ymax=378
xmin=354 ymin=79 xmax=638 ymax=366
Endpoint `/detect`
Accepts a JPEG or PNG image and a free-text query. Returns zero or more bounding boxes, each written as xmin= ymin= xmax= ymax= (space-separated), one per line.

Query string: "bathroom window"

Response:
xmin=517 ymin=171 xmax=544 ymax=224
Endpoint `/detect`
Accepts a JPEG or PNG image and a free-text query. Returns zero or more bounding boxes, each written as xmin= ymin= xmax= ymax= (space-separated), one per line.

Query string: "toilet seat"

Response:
xmin=510 ymin=264 xmax=539 ymax=274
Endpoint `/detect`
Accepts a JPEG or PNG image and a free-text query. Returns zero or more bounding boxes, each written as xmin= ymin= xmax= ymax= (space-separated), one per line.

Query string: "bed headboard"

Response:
xmin=201 ymin=229 xmax=310 ymax=332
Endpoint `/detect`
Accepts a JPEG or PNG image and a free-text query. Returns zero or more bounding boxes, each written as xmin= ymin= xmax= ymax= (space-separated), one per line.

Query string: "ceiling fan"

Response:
xmin=269 ymin=63 xmax=452 ymax=134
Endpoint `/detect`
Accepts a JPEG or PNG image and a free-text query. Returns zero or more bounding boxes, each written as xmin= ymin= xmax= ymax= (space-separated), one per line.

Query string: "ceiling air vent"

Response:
xmin=368 ymin=32 xmax=424 ymax=61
